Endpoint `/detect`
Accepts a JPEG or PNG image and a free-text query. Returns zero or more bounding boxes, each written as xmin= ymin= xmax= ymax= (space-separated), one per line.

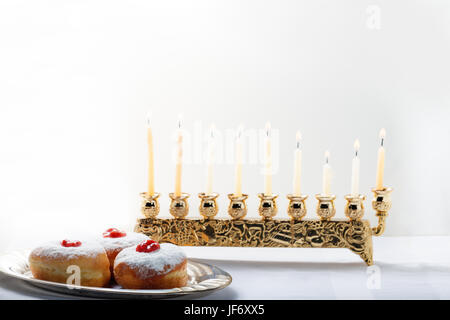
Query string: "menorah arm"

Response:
xmin=372 ymin=212 xmax=387 ymax=236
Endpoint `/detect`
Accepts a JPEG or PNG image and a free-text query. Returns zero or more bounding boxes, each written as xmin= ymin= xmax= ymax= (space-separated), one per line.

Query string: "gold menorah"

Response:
xmin=135 ymin=188 xmax=393 ymax=266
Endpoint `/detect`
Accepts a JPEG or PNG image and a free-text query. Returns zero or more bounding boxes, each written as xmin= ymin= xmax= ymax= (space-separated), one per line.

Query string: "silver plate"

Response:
xmin=0 ymin=250 xmax=232 ymax=299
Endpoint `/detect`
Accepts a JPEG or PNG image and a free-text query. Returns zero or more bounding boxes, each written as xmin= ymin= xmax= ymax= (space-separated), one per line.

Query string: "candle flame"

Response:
xmin=296 ymin=131 xmax=302 ymax=149
xmin=324 ymin=151 xmax=330 ymax=164
xmin=146 ymin=111 xmax=152 ymax=127
xmin=209 ymin=123 xmax=216 ymax=139
xmin=354 ymin=139 xmax=360 ymax=157
xmin=177 ymin=114 xmax=183 ymax=129
xmin=379 ymin=128 xmax=386 ymax=146
xmin=265 ymin=122 xmax=271 ymax=137
xmin=237 ymin=124 xmax=244 ymax=139
xmin=354 ymin=139 xmax=360 ymax=151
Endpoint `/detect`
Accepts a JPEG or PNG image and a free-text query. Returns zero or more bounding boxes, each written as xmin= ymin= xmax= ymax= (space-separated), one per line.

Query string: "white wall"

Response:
xmin=1 ymin=1 xmax=450 ymax=251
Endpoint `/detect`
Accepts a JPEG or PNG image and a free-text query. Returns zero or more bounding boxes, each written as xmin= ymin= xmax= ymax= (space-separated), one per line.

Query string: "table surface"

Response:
xmin=1 ymin=236 xmax=450 ymax=300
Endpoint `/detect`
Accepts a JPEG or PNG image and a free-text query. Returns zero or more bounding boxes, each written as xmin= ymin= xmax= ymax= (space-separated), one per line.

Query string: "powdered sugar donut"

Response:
xmin=114 ymin=240 xmax=188 ymax=289
xmin=29 ymin=239 xmax=111 ymax=287
xmin=98 ymin=228 xmax=149 ymax=272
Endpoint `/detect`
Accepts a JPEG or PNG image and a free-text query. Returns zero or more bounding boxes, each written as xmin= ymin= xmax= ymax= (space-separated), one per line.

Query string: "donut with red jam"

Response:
xmin=114 ymin=240 xmax=188 ymax=289
xmin=98 ymin=228 xmax=149 ymax=271
xmin=29 ymin=240 xmax=110 ymax=287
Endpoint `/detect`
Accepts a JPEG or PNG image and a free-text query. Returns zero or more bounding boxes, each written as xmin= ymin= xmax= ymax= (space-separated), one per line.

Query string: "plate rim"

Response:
xmin=0 ymin=250 xmax=232 ymax=298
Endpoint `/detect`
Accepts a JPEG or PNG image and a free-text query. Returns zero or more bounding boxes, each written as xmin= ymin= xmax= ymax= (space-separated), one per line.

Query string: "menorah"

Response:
xmin=134 ymin=187 xmax=392 ymax=266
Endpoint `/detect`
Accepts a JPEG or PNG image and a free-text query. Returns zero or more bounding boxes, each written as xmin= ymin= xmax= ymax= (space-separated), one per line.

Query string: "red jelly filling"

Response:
xmin=61 ymin=239 xmax=82 ymax=247
xmin=103 ymin=228 xmax=127 ymax=238
xmin=136 ymin=240 xmax=160 ymax=253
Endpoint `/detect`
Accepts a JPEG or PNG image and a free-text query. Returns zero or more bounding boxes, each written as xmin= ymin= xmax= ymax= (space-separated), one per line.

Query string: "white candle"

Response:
xmin=351 ymin=139 xmax=360 ymax=196
xmin=322 ymin=151 xmax=331 ymax=196
xmin=264 ymin=122 xmax=272 ymax=196
xmin=293 ymin=131 xmax=302 ymax=196
xmin=375 ymin=128 xmax=386 ymax=190
xmin=234 ymin=125 xmax=244 ymax=197
xmin=205 ymin=124 xmax=215 ymax=195
xmin=146 ymin=113 xmax=155 ymax=196
xmin=174 ymin=114 xmax=183 ymax=197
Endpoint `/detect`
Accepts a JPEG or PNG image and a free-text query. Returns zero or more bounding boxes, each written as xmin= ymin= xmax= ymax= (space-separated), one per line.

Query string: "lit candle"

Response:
xmin=146 ymin=113 xmax=155 ymax=196
xmin=322 ymin=151 xmax=331 ymax=196
xmin=351 ymin=139 xmax=360 ymax=196
xmin=264 ymin=122 xmax=272 ymax=196
xmin=293 ymin=131 xmax=302 ymax=196
xmin=174 ymin=115 xmax=183 ymax=197
xmin=205 ymin=124 xmax=215 ymax=195
xmin=234 ymin=125 xmax=244 ymax=197
xmin=375 ymin=128 xmax=386 ymax=190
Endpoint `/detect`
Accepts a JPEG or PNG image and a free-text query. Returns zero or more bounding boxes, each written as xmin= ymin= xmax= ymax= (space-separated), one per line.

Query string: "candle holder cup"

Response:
xmin=169 ymin=193 xmax=190 ymax=219
xmin=198 ymin=193 xmax=219 ymax=219
xmin=315 ymin=194 xmax=336 ymax=220
xmin=258 ymin=193 xmax=278 ymax=220
xmin=371 ymin=187 xmax=393 ymax=236
xmin=286 ymin=194 xmax=308 ymax=220
xmin=344 ymin=194 xmax=366 ymax=221
xmin=140 ymin=192 xmax=160 ymax=218
xmin=227 ymin=194 xmax=248 ymax=219
xmin=372 ymin=187 xmax=393 ymax=212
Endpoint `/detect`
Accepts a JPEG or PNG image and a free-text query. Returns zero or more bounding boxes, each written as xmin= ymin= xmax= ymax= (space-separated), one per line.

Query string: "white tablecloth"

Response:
xmin=1 ymin=236 xmax=449 ymax=299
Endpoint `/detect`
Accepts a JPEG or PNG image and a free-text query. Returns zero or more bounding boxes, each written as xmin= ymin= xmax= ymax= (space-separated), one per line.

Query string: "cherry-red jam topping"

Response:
xmin=103 ymin=228 xmax=127 ymax=238
xmin=61 ymin=239 xmax=82 ymax=247
xmin=136 ymin=240 xmax=160 ymax=253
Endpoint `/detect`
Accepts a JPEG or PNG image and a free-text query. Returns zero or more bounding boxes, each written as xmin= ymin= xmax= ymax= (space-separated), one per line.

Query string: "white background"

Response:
xmin=1 ymin=1 xmax=450 ymax=252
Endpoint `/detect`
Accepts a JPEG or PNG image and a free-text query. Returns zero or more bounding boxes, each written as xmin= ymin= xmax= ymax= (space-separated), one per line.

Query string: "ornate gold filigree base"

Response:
xmin=135 ymin=187 xmax=392 ymax=266
xmin=135 ymin=218 xmax=374 ymax=266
